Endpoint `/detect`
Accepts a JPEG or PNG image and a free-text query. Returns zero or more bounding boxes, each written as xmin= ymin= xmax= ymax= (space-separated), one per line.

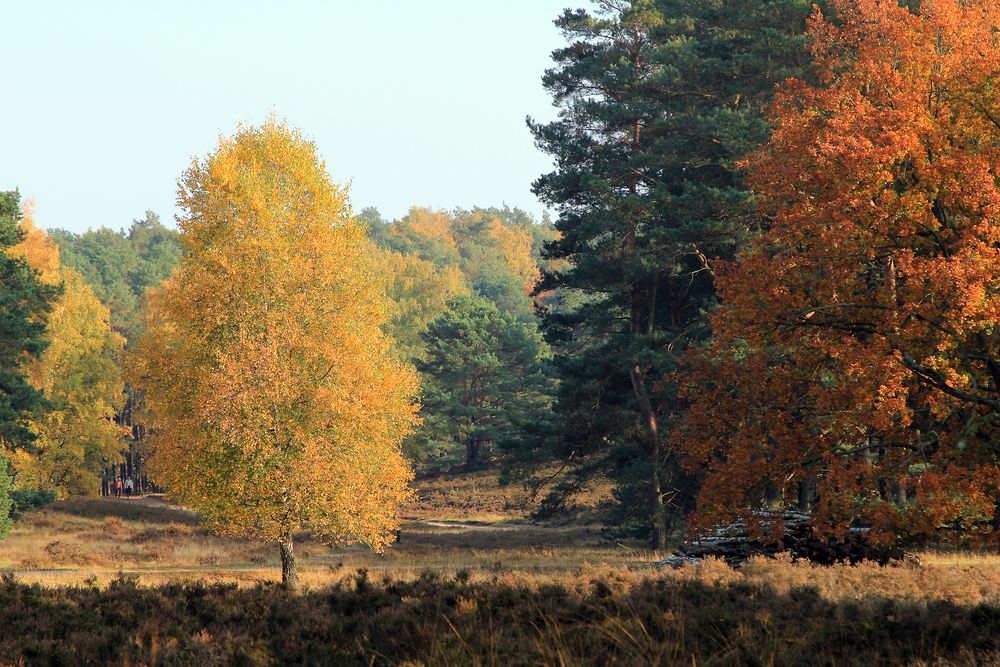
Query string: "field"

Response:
xmin=2 ymin=472 xmax=1000 ymax=665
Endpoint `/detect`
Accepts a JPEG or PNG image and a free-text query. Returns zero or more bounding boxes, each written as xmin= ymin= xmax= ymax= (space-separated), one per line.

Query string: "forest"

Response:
xmin=4 ymin=0 xmax=1000 ymax=664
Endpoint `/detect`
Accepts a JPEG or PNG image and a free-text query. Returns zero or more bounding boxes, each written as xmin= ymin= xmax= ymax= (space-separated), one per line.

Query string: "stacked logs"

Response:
xmin=657 ymin=511 xmax=905 ymax=568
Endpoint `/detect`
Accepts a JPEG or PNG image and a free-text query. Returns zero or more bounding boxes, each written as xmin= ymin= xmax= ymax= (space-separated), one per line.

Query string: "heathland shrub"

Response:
xmin=9 ymin=489 xmax=56 ymax=516
xmin=0 ymin=572 xmax=999 ymax=665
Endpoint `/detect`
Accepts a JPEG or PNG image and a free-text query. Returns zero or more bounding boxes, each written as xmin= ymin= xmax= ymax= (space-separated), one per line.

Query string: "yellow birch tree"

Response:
xmin=129 ymin=120 xmax=419 ymax=590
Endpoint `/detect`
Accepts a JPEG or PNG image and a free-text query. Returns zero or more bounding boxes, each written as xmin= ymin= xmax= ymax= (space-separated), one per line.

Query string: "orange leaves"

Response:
xmin=678 ymin=0 xmax=1000 ymax=544
xmin=130 ymin=120 xmax=419 ymax=549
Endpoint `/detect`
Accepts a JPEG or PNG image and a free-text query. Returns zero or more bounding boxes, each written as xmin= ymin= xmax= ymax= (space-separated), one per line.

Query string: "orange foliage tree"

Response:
xmin=129 ymin=121 xmax=419 ymax=589
xmin=679 ymin=0 xmax=1000 ymax=545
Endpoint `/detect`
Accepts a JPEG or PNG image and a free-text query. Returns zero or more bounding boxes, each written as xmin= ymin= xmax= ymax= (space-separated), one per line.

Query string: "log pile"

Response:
xmin=657 ymin=511 xmax=905 ymax=568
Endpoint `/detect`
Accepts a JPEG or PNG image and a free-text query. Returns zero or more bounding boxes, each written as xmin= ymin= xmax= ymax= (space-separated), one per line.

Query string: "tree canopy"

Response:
xmin=129 ymin=120 xmax=419 ymax=589
xmin=679 ymin=0 xmax=1000 ymax=545
xmin=530 ymin=0 xmax=813 ymax=546
xmin=50 ymin=212 xmax=181 ymax=343
xmin=414 ymin=296 xmax=553 ymax=469
xmin=7 ymin=216 xmax=125 ymax=497
xmin=0 ymin=193 xmax=60 ymax=452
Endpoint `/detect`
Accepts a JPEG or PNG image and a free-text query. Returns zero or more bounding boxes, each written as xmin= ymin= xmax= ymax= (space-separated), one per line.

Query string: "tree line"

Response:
xmin=3 ymin=0 xmax=1000 ymax=571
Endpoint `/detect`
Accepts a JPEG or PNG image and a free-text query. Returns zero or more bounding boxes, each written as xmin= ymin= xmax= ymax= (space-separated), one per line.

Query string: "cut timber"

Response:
xmin=657 ymin=511 xmax=904 ymax=568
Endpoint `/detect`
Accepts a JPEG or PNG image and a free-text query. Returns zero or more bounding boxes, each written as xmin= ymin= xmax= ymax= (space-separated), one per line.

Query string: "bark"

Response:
xmin=630 ymin=366 xmax=669 ymax=550
xmin=797 ymin=477 xmax=817 ymax=512
xmin=465 ymin=438 xmax=480 ymax=471
xmin=279 ymin=536 xmax=299 ymax=592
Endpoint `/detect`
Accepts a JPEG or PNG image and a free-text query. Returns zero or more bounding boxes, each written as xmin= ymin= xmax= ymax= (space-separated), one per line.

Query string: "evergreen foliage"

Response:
xmin=0 ymin=191 xmax=60 ymax=452
xmin=414 ymin=296 xmax=553 ymax=469
xmin=530 ymin=0 xmax=813 ymax=545
xmin=49 ymin=211 xmax=181 ymax=342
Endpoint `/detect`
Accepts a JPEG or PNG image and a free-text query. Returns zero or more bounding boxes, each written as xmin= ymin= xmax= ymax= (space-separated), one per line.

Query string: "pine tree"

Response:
xmin=416 ymin=296 xmax=553 ymax=470
xmin=530 ymin=0 xmax=813 ymax=547
xmin=0 ymin=192 xmax=60 ymax=451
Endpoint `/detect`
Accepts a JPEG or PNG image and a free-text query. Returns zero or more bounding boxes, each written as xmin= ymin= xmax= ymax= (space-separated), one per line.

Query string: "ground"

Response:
xmin=0 ymin=469 xmax=632 ymax=587
xmin=3 ymin=471 xmax=1000 ymax=664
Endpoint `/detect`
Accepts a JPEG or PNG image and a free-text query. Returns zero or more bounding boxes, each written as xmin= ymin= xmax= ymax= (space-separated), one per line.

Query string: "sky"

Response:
xmin=0 ymin=1 xmax=569 ymax=233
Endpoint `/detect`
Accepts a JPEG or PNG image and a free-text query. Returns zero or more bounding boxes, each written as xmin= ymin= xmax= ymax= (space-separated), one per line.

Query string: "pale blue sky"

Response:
xmin=0 ymin=1 xmax=569 ymax=233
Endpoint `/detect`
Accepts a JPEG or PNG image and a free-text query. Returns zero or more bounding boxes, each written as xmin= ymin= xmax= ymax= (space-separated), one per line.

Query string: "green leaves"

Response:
xmin=414 ymin=296 xmax=553 ymax=470
xmin=529 ymin=0 xmax=812 ymax=537
xmin=0 ymin=191 xmax=60 ymax=452
xmin=49 ymin=211 xmax=181 ymax=343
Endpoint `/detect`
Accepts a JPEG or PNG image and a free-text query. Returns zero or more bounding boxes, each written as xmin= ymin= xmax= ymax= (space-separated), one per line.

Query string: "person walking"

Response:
xmin=115 ymin=477 xmax=123 ymax=498
xmin=124 ymin=477 xmax=133 ymax=499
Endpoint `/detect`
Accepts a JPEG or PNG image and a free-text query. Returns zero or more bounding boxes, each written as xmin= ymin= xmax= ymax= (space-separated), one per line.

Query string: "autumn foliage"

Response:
xmin=129 ymin=121 xmax=419 ymax=585
xmin=679 ymin=0 xmax=1000 ymax=544
xmin=7 ymin=209 xmax=125 ymax=496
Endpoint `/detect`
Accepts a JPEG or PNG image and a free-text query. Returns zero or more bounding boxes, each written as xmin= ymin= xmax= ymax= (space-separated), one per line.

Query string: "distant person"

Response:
xmin=115 ymin=477 xmax=123 ymax=498
xmin=125 ymin=477 xmax=134 ymax=499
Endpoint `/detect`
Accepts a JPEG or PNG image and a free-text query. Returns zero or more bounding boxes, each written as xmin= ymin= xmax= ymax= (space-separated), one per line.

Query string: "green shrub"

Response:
xmin=9 ymin=489 xmax=56 ymax=516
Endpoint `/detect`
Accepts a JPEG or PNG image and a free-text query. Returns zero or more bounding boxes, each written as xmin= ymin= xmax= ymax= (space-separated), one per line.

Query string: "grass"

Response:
xmin=3 ymin=472 xmax=1000 ymax=663
xmin=2 ymin=568 xmax=1000 ymax=665
xmin=0 ymin=473 xmax=633 ymax=587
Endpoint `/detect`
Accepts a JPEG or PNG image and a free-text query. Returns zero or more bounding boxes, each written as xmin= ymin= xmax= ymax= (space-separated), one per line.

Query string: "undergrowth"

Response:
xmin=1 ymin=570 xmax=998 ymax=665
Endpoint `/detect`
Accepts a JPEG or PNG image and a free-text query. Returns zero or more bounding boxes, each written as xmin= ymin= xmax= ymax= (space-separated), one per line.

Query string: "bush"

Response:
xmin=9 ymin=489 xmax=56 ymax=516
xmin=1 ymin=573 xmax=999 ymax=665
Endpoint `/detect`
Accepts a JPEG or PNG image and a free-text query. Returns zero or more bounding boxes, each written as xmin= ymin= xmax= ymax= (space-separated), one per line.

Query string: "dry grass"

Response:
xmin=4 ymin=479 xmax=1000 ymax=610
xmin=0 ymin=479 xmax=636 ymax=587
xmin=5 ymin=473 xmax=1000 ymax=663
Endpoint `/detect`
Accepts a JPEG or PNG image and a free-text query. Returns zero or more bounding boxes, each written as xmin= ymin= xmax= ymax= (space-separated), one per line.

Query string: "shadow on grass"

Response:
xmin=52 ymin=497 xmax=201 ymax=526
xmin=0 ymin=572 xmax=997 ymax=665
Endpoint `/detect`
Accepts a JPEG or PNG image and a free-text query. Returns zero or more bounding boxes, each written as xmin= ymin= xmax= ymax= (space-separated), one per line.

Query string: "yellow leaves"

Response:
xmin=132 ymin=119 xmax=419 ymax=549
xmin=376 ymin=248 xmax=469 ymax=360
xmin=7 ymin=207 xmax=125 ymax=497
xmin=402 ymin=208 xmax=457 ymax=249
xmin=487 ymin=218 xmax=539 ymax=294
xmin=9 ymin=208 xmax=60 ymax=284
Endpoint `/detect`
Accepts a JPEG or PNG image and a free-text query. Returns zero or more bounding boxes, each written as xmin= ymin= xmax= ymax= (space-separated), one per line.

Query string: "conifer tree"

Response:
xmin=0 ymin=192 xmax=59 ymax=451
xmin=530 ymin=0 xmax=812 ymax=546
xmin=415 ymin=296 xmax=552 ymax=469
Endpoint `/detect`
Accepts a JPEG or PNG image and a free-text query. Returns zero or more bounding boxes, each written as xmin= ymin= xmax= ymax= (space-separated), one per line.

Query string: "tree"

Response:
xmin=51 ymin=213 xmax=182 ymax=493
xmin=130 ymin=120 xmax=419 ymax=590
xmin=6 ymin=216 xmax=125 ymax=496
xmin=376 ymin=248 xmax=469 ymax=362
xmin=530 ymin=0 xmax=812 ymax=547
xmin=416 ymin=296 xmax=553 ymax=470
xmin=0 ymin=455 xmax=11 ymax=539
xmin=678 ymin=0 xmax=1000 ymax=545
xmin=50 ymin=212 xmax=182 ymax=343
xmin=0 ymin=192 xmax=59 ymax=451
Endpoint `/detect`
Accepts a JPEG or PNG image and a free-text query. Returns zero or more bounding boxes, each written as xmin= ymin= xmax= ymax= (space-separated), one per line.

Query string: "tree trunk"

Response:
xmin=465 ymin=438 xmax=479 ymax=471
xmin=798 ymin=477 xmax=817 ymax=512
xmin=629 ymin=367 xmax=669 ymax=551
xmin=279 ymin=536 xmax=299 ymax=592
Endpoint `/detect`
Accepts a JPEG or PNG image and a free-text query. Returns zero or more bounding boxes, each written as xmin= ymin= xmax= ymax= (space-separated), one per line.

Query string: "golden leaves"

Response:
xmin=131 ymin=119 xmax=419 ymax=548
xmin=7 ymin=207 xmax=125 ymax=496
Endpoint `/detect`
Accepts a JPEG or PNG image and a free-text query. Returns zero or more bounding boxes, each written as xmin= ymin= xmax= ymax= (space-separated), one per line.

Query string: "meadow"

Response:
xmin=3 ymin=472 xmax=1000 ymax=665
